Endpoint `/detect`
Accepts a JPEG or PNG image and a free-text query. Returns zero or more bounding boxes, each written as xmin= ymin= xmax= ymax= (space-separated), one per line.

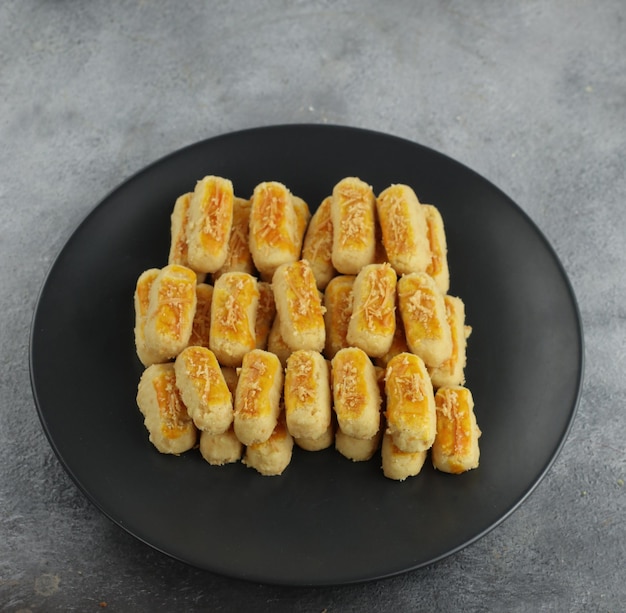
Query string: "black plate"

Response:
xmin=30 ymin=124 xmax=583 ymax=586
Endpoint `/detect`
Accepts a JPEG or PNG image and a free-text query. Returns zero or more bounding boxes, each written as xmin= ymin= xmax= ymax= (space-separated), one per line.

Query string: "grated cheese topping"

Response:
xmin=154 ymin=372 xmax=191 ymax=438
xmin=218 ymin=276 xmax=252 ymax=332
xmin=438 ymin=390 xmax=471 ymax=456
xmin=156 ymin=279 xmax=193 ymax=337
xmin=304 ymin=200 xmax=333 ymax=262
xmin=189 ymin=290 xmax=212 ymax=346
xmin=202 ymin=186 xmax=230 ymax=242
xmin=382 ymin=194 xmax=411 ymax=254
xmin=354 ymin=264 xmax=395 ymax=330
xmin=285 ymin=262 xmax=325 ymax=324
xmin=289 ymin=354 xmax=315 ymax=403
xmin=239 ymin=357 xmax=269 ymax=417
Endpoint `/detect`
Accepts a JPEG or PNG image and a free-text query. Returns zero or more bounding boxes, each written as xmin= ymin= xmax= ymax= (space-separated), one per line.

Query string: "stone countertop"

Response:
xmin=1 ymin=1 xmax=624 ymax=611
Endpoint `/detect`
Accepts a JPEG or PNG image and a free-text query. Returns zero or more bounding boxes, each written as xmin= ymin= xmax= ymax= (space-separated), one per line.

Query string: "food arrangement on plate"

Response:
xmin=30 ymin=126 xmax=583 ymax=583
xmin=133 ymin=174 xmax=481 ymax=480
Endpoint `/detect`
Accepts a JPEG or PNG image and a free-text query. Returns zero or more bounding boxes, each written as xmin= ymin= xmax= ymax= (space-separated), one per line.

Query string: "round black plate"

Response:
xmin=30 ymin=124 xmax=583 ymax=586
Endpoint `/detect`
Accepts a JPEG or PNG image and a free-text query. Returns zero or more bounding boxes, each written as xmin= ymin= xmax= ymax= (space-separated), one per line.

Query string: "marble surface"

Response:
xmin=1 ymin=1 xmax=624 ymax=611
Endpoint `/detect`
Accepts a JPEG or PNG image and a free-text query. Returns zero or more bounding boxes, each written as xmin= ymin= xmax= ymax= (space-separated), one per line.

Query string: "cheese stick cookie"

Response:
xmin=330 ymin=177 xmax=377 ymax=274
xmin=284 ymin=350 xmax=331 ymax=440
xmin=384 ymin=352 xmax=436 ymax=453
xmin=255 ymin=281 xmax=276 ymax=350
xmin=186 ymin=175 xmax=234 ymax=273
xmin=294 ymin=421 xmax=335 ymax=451
xmin=209 ymin=272 xmax=259 ymax=367
xmin=267 ymin=313 xmax=292 ymax=367
xmin=323 ymin=275 xmax=355 ymax=360
xmin=346 ymin=263 xmax=397 ymax=358
xmin=136 ymin=363 xmax=197 ymax=454
xmin=233 ymin=349 xmax=284 ymax=446
xmin=199 ymin=426 xmax=243 ymax=466
xmin=187 ymin=282 xmax=213 ymax=348
xmin=174 ymin=346 xmax=233 ymax=434
xmin=168 ymin=192 xmax=193 ymax=267
xmin=335 ymin=428 xmax=382 ymax=462
xmin=432 ymin=386 xmax=481 ymax=474
xmin=243 ymin=414 xmax=294 ymax=476
xmin=429 ymin=295 xmax=471 ymax=389
xmin=423 ymin=204 xmax=450 ymax=294
xmin=301 ymin=196 xmax=335 ymax=290
xmin=293 ymin=195 xmax=312 ymax=253
xmin=381 ymin=432 xmax=428 ymax=481
xmin=331 ymin=347 xmax=381 ymax=440
xmin=272 ymin=259 xmax=326 ymax=352
xmin=167 ymin=192 xmax=205 ymax=279
xmin=134 ymin=268 xmax=163 ymax=366
xmin=168 ymin=192 xmax=207 ymax=282
xmin=376 ymin=183 xmax=430 ymax=274
xmin=397 ymin=271 xmax=452 ymax=368
xmin=213 ymin=197 xmax=254 ymax=280
xmin=143 ymin=264 xmax=198 ymax=361
xmin=249 ymin=181 xmax=301 ymax=277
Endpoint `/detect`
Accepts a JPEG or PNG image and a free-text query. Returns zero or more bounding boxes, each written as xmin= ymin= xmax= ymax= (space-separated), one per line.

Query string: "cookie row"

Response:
xmin=168 ymin=175 xmax=449 ymax=289
xmin=135 ymin=258 xmax=470 ymax=387
xmin=136 ymin=344 xmax=480 ymax=479
xmin=133 ymin=174 xmax=480 ymax=480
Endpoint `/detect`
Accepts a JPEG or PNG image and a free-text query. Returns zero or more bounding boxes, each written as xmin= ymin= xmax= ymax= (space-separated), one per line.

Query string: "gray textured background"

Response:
xmin=1 ymin=1 xmax=625 ymax=611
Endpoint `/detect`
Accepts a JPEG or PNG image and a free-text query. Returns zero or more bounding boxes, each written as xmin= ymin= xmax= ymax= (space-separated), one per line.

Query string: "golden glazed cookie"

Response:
xmin=213 ymin=197 xmax=254 ymax=280
xmin=284 ymin=350 xmax=331 ymax=440
xmin=381 ymin=432 xmax=428 ymax=481
xmin=429 ymin=295 xmax=471 ymax=389
xmin=432 ymin=386 xmax=481 ymax=474
xmin=376 ymin=183 xmax=430 ymax=275
xmin=384 ymin=352 xmax=436 ymax=453
xmin=168 ymin=193 xmax=204 ymax=279
xmin=335 ymin=428 xmax=382 ymax=462
xmin=187 ymin=282 xmax=213 ymax=349
xmin=396 ymin=271 xmax=452 ymax=368
xmin=301 ymin=196 xmax=335 ymax=290
xmin=249 ymin=181 xmax=302 ymax=277
xmin=199 ymin=426 xmax=243 ymax=466
xmin=254 ymin=281 xmax=276 ymax=350
xmin=331 ymin=347 xmax=381 ymax=440
xmin=294 ymin=421 xmax=335 ymax=451
xmin=209 ymin=272 xmax=259 ymax=367
xmin=186 ymin=175 xmax=234 ymax=273
xmin=136 ymin=363 xmax=197 ymax=455
xmin=143 ymin=264 xmax=198 ymax=362
xmin=174 ymin=346 xmax=233 ymax=435
xmin=233 ymin=349 xmax=284 ymax=446
xmin=293 ymin=195 xmax=312 ymax=255
xmin=330 ymin=177 xmax=377 ymax=274
xmin=323 ymin=274 xmax=355 ymax=360
xmin=168 ymin=192 xmax=192 ymax=266
xmin=242 ymin=414 xmax=294 ymax=476
xmin=423 ymin=204 xmax=450 ymax=294
xmin=168 ymin=193 xmax=205 ymax=279
xmin=346 ymin=263 xmax=397 ymax=358
xmin=133 ymin=268 xmax=162 ymax=366
xmin=272 ymin=259 xmax=326 ymax=352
